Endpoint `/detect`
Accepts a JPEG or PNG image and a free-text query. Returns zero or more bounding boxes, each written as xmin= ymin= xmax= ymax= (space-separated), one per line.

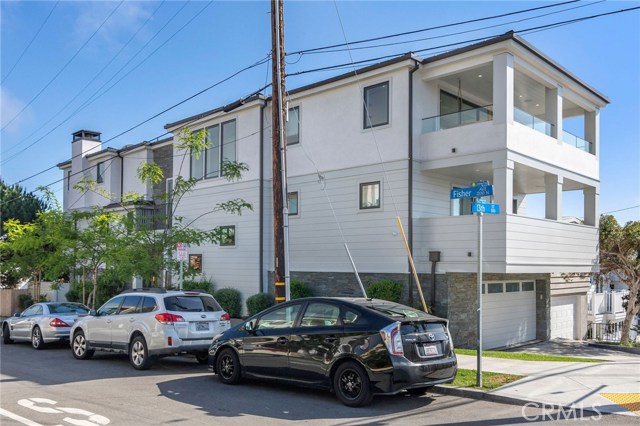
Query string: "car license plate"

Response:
xmin=421 ymin=343 xmax=439 ymax=357
xmin=196 ymin=322 xmax=209 ymax=331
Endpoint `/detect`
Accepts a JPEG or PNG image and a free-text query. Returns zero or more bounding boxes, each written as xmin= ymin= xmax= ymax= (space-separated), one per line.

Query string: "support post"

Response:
xmin=477 ymin=211 xmax=483 ymax=388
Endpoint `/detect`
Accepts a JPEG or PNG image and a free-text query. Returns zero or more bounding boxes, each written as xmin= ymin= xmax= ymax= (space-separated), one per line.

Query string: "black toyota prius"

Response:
xmin=208 ymin=297 xmax=457 ymax=406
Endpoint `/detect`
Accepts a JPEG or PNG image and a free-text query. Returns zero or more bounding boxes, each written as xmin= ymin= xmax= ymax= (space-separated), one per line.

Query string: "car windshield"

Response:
xmin=366 ymin=302 xmax=431 ymax=320
xmin=164 ymin=296 xmax=222 ymax=312
xmin=48 ymin=303 xmax=89 ymax=314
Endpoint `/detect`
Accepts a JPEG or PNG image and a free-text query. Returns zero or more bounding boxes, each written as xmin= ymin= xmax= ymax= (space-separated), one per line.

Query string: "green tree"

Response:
xmin=0 ymin=179 xmax=49 ymax=235
xmin=599 ymin=215 xmax=640 ymax=344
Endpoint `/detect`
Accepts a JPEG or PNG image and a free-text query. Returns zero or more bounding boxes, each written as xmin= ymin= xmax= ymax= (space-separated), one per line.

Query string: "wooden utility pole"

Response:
xmin=271 ymin=0 xmax=289 ymax=303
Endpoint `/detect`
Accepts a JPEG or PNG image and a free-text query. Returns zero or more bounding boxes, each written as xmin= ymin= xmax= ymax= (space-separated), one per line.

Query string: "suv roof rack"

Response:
xmin=120 ymin=288 xmax=167 ymax=294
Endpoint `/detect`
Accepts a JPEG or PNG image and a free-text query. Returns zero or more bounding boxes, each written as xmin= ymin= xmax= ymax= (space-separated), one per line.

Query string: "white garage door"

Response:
xmin=550 ymin=296 xmax=576 ymax=339
xmin=482 ymin=281 xmax=536 ymax=349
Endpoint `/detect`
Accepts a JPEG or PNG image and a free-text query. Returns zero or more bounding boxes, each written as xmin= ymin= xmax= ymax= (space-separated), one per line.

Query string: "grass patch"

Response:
xmin=450 ymin=369 xmax=524 ymax=390
xmin=455 ymin=348 xmax=602 ymax=363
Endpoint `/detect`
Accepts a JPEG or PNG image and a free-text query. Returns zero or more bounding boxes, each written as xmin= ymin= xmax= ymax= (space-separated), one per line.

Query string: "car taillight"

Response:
xmin=380 ymin=321 xmax=404 ymax=356
xmin=155 ymin=313 xmax=185 ymax=324
xmin=49 ymin=318 xmax=70 ymax=327
xmin=220 ymin=312 xmax=230 ymax=321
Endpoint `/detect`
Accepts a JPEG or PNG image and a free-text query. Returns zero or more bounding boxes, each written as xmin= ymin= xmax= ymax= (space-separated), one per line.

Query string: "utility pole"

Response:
xmin=271 ymin=0 xmax=290 ymax=303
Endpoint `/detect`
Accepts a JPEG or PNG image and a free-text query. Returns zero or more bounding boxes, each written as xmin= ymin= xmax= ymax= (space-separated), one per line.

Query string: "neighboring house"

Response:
xmin=59 ymin=32 xmax=608 ymax=349
xmin=587 ymin=273 xmax=633 ymax=341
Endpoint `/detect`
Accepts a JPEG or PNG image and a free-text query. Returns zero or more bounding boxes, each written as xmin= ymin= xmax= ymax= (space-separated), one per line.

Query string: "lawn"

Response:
xmin=450 ymin=369 xmax=524 ymax=390
xmin=455 ymin=349 xmax=602 ymax=363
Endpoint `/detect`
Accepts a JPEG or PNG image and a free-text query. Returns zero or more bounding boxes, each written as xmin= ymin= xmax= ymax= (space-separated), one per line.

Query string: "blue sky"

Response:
xmin=1 ymin=0 xmax=638 ymax=223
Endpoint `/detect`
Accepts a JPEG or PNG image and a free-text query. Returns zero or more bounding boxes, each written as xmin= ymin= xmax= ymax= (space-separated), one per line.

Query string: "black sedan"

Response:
xmin=208 ymin=297 xmax=457 ymax=406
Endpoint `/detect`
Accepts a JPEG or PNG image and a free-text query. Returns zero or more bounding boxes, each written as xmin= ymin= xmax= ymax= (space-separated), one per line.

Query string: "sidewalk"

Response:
xmin=434 ymin=341 xmax=640 ymax=417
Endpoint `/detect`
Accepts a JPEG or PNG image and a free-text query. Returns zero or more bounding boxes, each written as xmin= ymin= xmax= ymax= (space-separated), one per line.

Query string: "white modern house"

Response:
xmin=59 ymin=32 xmax=608 ymax=349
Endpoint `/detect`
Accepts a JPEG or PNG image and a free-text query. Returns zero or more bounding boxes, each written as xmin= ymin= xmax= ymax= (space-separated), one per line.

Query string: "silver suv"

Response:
xmin=70 ymin=289 xmax=230 ymax=370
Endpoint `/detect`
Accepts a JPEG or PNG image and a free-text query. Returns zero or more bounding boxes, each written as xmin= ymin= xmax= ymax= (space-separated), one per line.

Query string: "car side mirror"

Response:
xmin=244 ymin=320 xmax=255 ymax=333
xmin=12 ymin=312 xmax=20 ymax=317
xmin=90 ymin=309 xmax=98 ymax=317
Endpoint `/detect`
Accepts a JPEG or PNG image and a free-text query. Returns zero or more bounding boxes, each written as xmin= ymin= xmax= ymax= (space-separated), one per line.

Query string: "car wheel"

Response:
xmin=333 ymin=361 xmax=373 ymax=407
xmin=195 ymin=352 xmax=209 ymax=365
xmin=72 ymin=331 xmax=94 ymax=360
xmin=406 ymin=386 xmax=432 ymax=396
xmin=31 ymin=326 xmax=46 ymax=350
xmin=2 ymin=323 xmax=13 ymax=344
xmin=130 ymin=335 xmax=152 ymax=370
xmin=216 ymin=348 xmax=241 ymax=385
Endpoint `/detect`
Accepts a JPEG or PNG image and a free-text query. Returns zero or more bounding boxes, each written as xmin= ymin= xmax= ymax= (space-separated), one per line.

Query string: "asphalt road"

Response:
xmin=0 ymin=341 xmax=635 ymax=426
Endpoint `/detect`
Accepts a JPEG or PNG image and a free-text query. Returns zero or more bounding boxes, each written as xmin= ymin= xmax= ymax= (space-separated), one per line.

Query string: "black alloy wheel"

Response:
xmin=216 ymin=348 xmax=241 ymax=385
xmin=333 ymin=361 xmax=373 ymax=407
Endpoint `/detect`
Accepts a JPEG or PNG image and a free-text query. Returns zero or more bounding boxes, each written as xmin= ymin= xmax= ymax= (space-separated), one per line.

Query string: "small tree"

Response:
xmin=599 ymin=215 xmax=640 ymax=344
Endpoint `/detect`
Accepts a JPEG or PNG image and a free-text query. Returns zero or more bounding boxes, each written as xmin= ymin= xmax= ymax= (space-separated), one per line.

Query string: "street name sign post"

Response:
xmin=176 ymin=243 xmax=188 ymax=290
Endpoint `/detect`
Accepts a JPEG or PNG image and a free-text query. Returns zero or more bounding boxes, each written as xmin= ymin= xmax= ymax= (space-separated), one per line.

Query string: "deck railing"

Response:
xmin=422 ymin=105 xmax=493 ymax=133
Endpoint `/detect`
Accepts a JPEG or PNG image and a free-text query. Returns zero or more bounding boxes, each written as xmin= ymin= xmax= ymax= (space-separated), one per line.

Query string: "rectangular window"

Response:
xmin=522 ymin=282 xmax=535 ymax=292
xmin=506 ymin=282 xmax=520 ymax=292
xmin=287 ymin=191 xmax=299 ymax=215
xmin=359 ymin=181 xmax=380 ymax=209
xmin=96 ymin=162 xmax=105 ymax=184
xmin=219 ymin=225 xmax=236 ymax=247
xmin=487 ymin=283 xmax=504 ymax=294
xmin=67 ymin=171 xmax=71 ymax=190
xmin=287 ymin=106 xmax=300 ymax=145
xmin=363 ymin=82 xmax=389 ymax=129
xmin=190 ymin=120 xmax=236 ymax=180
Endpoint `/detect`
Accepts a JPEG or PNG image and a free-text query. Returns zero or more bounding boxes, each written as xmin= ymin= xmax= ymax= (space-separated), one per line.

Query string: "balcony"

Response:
xmin=563 ymin=130 xmax=593 ymax=154
xmin=513 ymin=107 xmax=553 ymax=137
xmin=587 ymin=290 xmax=628 ymax=323
xmin=422 ymin=105 xmax=493 ymax=134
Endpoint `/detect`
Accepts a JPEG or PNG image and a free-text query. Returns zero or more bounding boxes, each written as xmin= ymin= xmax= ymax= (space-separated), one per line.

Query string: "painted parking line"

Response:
xmin=0 ymin=408 xmax=43 ymax=426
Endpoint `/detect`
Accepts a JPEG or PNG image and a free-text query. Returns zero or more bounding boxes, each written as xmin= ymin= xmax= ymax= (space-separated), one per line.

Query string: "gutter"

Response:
xmin=407 ymin=59 xmax=420 ymax=307
xmin=259 ymin=100 xmax=267 ymax=293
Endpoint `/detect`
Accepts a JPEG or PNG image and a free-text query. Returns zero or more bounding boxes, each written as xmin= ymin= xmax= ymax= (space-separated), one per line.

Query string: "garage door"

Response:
xmin=482 ymin=281 xmax=536 ymax=349
xmin=550 ymin=296 xmax=576 ymax=339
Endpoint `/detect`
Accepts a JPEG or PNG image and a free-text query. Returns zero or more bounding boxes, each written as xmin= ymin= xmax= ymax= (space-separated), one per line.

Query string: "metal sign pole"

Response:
xmin=477 ymin=211 xmax=483 ymax=388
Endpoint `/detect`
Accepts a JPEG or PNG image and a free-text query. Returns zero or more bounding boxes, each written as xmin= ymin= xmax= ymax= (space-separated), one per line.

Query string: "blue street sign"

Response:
xmin=450 ymin=184 xmax=494 ymax=199
xmin=472 ymin=202 xmax=500 ymax=214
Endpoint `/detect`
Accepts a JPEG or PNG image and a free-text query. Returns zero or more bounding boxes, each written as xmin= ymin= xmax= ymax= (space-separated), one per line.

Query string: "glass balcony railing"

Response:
xmin=563 ymin=130 xmax=593 ymax=154
xmin=422 ymin=105 xmax=493 ymax=133
xmin=514 ymin=107 xmax=553 ymax=136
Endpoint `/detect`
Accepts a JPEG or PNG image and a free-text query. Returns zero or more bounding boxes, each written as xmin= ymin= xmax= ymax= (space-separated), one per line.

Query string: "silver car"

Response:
xmin=2 ymin=302 xmax=90 ymax=349
xmin=70 ymin=289 xmax=231 ymax=370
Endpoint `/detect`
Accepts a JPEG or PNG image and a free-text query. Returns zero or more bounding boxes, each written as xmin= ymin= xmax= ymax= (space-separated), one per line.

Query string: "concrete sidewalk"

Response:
xmin=435 ymin=341 xmax=640 ymax=417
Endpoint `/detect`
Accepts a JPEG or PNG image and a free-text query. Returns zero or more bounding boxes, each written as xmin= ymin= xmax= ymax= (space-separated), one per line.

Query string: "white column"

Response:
xmin=545 ymin=174 xmax=563 ymax=221
xmin=493 ymin=158 xmax=514 ymax=214
xmin=492 ymin=53 xmax=514 ymax=125
xmin=583 ymin=186 xmax=599 ymax=226
xmin=545 ymin=86 xmax=563 ymax=140
xmin=585 ymin=109 xmax=600 ymax=156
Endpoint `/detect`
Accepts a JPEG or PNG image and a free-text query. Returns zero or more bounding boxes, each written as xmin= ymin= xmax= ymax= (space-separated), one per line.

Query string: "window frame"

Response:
xmin=190 ymin=119 xmax=237 ymax=181
xmin=359 ymin=181 xmax=381 ymax=210
xmin=286 ymin=105 xmax=300 ymax=146
xmin=363 ymin=81 xmax=390 ymax=129
xmin=219 ymin=225 xmax=236 ymax=247
xmin=287 ymin=191 xmax=299 ymax=216
xmin=96 ymin=162 xmax=105 ymax=184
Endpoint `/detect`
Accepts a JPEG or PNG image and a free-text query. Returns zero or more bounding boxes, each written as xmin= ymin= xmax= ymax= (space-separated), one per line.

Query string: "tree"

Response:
xmin=599 ymin=215 xmax=640 ymax=344
xmin=0 ymin=179 xmax=49 ymax=235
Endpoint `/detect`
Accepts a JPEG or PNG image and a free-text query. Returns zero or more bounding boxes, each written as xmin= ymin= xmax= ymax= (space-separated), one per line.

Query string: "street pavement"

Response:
xmin=437 ymin=340 xmax=640 ymax=417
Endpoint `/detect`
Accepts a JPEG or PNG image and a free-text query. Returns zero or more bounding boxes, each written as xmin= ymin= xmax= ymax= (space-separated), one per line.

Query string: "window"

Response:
xmin=118 ymin=296 xmax=141 ymax=315
xmin=359 ymin=181 xmax=380 ymax=209
xmin=506 ymin=282 xmax=520 ymax=292
xmin=451 ymin=187 xmax=473 ymax=216
xmin=487 ymin=283 xmax=504 ymax=294
xmin=67 ymin=171 xmax=71 ymax=190
xmin=342 ymin=308 xmax=367 ymax=326
xmin=287 ymin=106 xmax=300 ymax=145
xmin=219 ymin=225 xmax=236 ymax=246
xmin=191 ymin=120 xmax=236 ymax=180
xmin=257 ymin=304 xmax=302 ymax=329
xmin=98 ymin=297 xmax=123 ymax=316
xmin=21 ymin=305 xmax=41 ymax=316
xmin=140 ymin=297 xmax=157 ymax=313
xmin=301 ymin=303 xmax=340 ymax=327
xmin=288 ymin=191 xmax=299 ymax=215
xmin=189 ymin=254 xmax=202 ymax=272
xmin=522 ymin=282 xmax=535 ymax=292
xmin=363 ymin=82 xmax=389 ymax=129
xmin=96 ymin=162 xmax=105 ymax=183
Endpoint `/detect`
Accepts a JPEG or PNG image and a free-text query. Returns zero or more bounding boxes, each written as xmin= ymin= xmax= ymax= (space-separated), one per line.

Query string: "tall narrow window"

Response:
xmin=359 ymin=181 xmax=380 ymax=209
xmin=221 ymin=120 xmax=236 ymax=170
xmin=363 ymin=82 xmax=389 ymax=129
xmin=288 ymin=191 xmax=299 ymax=215
xmin=96 ymin=162 xmax=105 ymax=183
xmin=287 ymin=106 xmax=300 ymax=145
xmin=190 ymin=120 xmax=237 ymax=180
xmin=219 ymin=225 xmax=236 ymax=247
xmin=205 ymin=124 xmax=220 ymax=179
xmin=67 ymin=171 xmax=71 ymax=190
xmin=191 ymin=145 xmax=205 ymax=180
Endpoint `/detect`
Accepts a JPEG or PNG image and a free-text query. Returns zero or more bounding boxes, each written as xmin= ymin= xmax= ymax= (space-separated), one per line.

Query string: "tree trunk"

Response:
xmin=620 ymin=297 xmax=640 ymax=344
xmin=92 ymin=266 xmax=99 ymax=309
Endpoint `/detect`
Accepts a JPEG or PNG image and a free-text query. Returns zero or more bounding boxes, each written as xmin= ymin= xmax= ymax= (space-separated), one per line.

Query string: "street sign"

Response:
xmin=472 ymin=202 xmax=500 ymax=214
xmin=450 ymin=183 xmax=494 ymax=199
xmin=176 ymin=242 xmax=188 ymax=261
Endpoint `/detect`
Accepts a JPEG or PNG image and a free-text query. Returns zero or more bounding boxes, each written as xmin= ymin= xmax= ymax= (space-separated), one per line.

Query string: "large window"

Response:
xmin=191 ymin=120 xmax=236 ymax=180
xmin=96 ymin=162 xmax=105 ymax=183
xmin=286 ymin=106 xmax=300 ymax=145
xmin=219 ymin=225 xmax=236 ymax=247
xmin=363 ymin=82 xmax=389 ymax=129
xmin=359 ymin=181 xmax=380 ymax=209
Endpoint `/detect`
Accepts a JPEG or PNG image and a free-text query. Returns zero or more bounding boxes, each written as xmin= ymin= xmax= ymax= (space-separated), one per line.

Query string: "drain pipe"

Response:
xmin=407 ymin=58 xmax=420 ymax=307
xmin=259 ymin=99 xmax=267 ymax=293
xmin=429 ymin=251 xmax=441 ymax=310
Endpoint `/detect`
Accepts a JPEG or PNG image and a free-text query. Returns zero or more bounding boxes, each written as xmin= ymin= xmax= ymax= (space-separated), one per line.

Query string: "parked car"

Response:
xmin=208 ymin=297 xmax=457 ymax=406
xmin=2 ymin=302 xmax=90 ymax=349
xmin=70 ymin=288 xmax=231 ymax=370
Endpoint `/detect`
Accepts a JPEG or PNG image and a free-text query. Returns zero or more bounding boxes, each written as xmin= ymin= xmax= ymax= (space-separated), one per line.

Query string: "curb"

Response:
xmin=588 ymin=342 xmax=640 ymax=355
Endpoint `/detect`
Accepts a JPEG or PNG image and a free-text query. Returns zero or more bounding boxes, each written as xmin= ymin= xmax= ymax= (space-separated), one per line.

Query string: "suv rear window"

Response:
xmin=164 ymin=295 xmax=222 ymax=312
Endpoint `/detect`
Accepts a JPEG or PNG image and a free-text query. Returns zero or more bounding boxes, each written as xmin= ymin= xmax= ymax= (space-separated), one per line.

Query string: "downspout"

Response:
xmin=408 ymin=59 xmax=420 ymax=307
xmin=259 ymin=100 xmax=267 ymax=293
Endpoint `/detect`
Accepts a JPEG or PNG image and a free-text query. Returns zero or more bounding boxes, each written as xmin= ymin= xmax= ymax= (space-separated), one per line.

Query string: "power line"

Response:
xmin=1 ymin=0 xmax=60 ymax=84
xmin=603 ymin=205 xmax=640 ymax=215
xmin=1 ymin=1 xmax=125 ymax=132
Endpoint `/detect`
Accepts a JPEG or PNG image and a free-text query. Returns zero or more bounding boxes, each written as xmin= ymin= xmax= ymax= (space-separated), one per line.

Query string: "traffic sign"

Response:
xmin=176 ymin=242 xmax=188 ymax=261
xmin=450 ymin=183 xmax=494 ymax=199
xmin=472 ymin=202 xmax=500 ymax=214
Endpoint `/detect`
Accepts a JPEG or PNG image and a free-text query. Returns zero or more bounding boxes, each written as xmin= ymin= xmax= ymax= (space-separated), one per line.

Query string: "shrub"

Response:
xmin=65 ymin=283 xmax=83 ymax=303
xmin=290 ymin=279 xmax=312 ymax=299
xmin=214 ymin=288 xmax=242 ymax=318
xmin=18 ymin=293 xmax=34 ymax=310
xmin=182 ymin=278 xmax=215 ymax=295
xmin=366 ymin=279 xmax=403 ymax=302
xmin=246 ymin=293 xmax=275 ymax=316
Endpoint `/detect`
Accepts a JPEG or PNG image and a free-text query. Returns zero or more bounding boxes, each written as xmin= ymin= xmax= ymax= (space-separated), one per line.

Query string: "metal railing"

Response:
xmin=563 ymin=130 xmax=593 ymax=154
xmin=513 ymin=107 xmax=553 ymax=136
xmin=422 ymin=105 xmax=493 ymax=133
xmin=587 ymin=321 xmax=624 ymax=342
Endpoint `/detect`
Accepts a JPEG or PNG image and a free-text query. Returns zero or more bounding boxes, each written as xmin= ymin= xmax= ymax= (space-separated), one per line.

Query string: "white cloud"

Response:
xmin=0 ymin=87 xmax=33 ymax=134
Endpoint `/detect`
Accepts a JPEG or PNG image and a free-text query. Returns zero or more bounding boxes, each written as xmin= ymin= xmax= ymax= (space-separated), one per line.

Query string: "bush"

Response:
xmin=366 ymin=279 xmax=403 ymax=302
xmin=182 ymin=278 xmax=215 ymax=295
xmin=290 ymin=279 xmax=312 ymax=299
xmin=65 ymin=282 xmax=84 ymax=303
xmin=246 ymin=293 xmax=275 ymax=316
xmin=18 ymin=293 xmax=33 ymax=310
xmin=214 ymin=288 xmax=242 ymax=318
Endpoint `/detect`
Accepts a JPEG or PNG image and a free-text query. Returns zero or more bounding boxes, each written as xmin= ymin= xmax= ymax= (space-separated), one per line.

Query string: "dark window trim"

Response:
xmin=96 ymin=162 xmax=105 ymax=184
xmin=359 ymin=181 xmax=381 ymax=210
xmin=219 ymin=225 xmax=236 ymax=247
xmin=363 ymin=81 xmax=390 ymax=129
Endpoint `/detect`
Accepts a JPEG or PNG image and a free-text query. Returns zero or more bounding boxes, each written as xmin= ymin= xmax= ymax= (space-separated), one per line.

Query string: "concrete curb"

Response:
xmin=588 ymin=342 xmax=640 ymax=355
